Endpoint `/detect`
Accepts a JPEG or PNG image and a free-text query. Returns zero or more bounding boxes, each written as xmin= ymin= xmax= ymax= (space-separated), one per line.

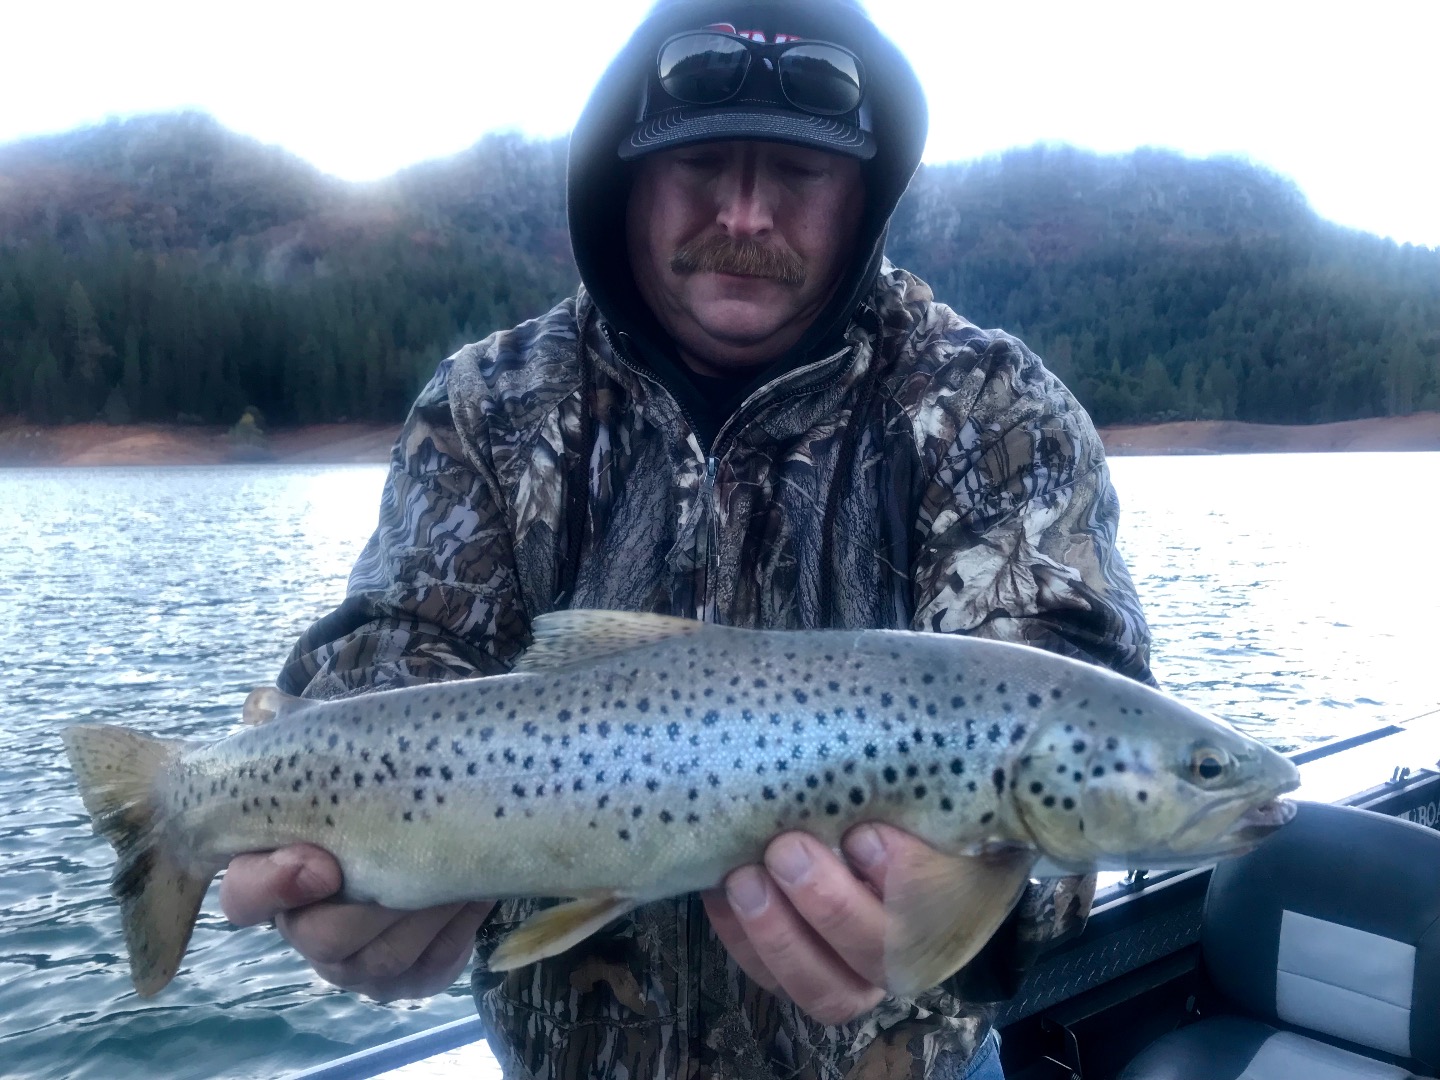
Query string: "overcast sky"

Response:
xmin=2 ymin=0 xmax=1437 ymax=247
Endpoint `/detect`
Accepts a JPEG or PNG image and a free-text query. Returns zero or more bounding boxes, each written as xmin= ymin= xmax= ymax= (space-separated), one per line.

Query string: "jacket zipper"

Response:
xmin=599 ymin=322 xmax=855 ymax=622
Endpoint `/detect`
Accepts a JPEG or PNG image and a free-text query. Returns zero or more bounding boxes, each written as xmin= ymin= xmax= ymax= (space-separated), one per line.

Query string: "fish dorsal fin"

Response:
xmin=881 ymin=846 xmax=1036 ymax=998
xmin=241 ymin=686 xmax=313 ymax=725
xmin=513 ymin=610 xmax=710 ymax=672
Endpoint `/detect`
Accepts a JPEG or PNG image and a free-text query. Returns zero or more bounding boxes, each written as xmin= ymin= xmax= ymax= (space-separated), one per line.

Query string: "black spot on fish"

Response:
xmin=637 ymin=698 xmax=650 ymax=712
xmin=558 ymin=709 xmax=572 ymax=722
xmin=987 ymin=724 xmax=1003 ymax=743
xmin=493 ymin=807 xmax=503 ymax=819
xmin=980 ymin=811 xmax=995 ymax=824
xmin=688 ymin=788 xmax=699 ymax=800
xmin=762 ymin=787 xmax=777 ymax=800
xmin=913 ymin=785 xmax=927 ymax=799
xmin=353 ymin=772 xmax=364 ymax=788
xmin=397 ymin=736 xmax=410 ymax=752
xmin=1030 ymin=782 xmax=1044 ymax=794
xmin=686 ymin=812 xmax=701 ymax=824
xmin=511 ymin=783 xmax=525 ymax=799
xmin=864 ymin=743 xmax=878 ymax=759
xmin=793 ymin=689 xmax=808 ymax=704
xmin=824 ymin=801 xmax=840 ymax=815
xmin=1137 ymin=791 xmax=1148 ymax=803
xmin=1092 ymin=765 xmax=1106 ymax=777
xmin=996 ymin=682 xmax=1007 ymax=694
xmin=660 ymin=810 xmax=673 ymax=823
xmin=416 ymin=765 xmax=433 ymax=778
xmin=667 ymin=722 xmax=681 ymax=740
xmin=849 ymin=787 xmax=865 ymax=805
xmin=992 ymin=768 xmax=1006 ymax=795
xmin=882 ymin=766 xmax=897 ymax=784
xmin=950 ymin=759 xmax=965 ymax=775
xmin=880 ymin=692 xmax=893 ymax=707
xmin=327 ymin=734 xmax=338 ymax=749
xmin=618 ymin=828 xmax=631 ymax=841
xmin=906 ymin=764 xmax=919 ymax=779
xmin=1114 ymin=762 xmax=1127 ymax=773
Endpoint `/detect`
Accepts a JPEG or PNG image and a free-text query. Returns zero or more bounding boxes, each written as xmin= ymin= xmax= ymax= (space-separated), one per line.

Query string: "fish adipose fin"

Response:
xmin=882 ymin=847 xmax=1036 ymax=998
xmin=242 ymin=686 xmax=314 ymax=725
xmin=61 ymin=724 xmax=215 ymax=997
xmin=488 ymin=894 xmax=639 ymax=971
xmin=514 ymin=610 xmax=709 ymax=672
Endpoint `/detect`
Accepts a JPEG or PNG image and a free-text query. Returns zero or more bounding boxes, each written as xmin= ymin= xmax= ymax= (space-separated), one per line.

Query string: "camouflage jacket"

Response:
xmin=280 ymin=263 xmax=1154 ymax=1079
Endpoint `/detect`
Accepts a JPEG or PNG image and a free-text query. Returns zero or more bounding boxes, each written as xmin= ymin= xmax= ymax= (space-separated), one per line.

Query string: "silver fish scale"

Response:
xmin=160 ymin=627 xmax=1130 ymax=909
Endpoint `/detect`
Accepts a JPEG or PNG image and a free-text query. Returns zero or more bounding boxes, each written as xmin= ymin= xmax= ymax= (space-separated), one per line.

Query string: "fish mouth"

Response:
xmin=1230 ymin=796 xmax=1298 ymax=842
xmin=1172 ymin=790 xmax=1299 ymax=856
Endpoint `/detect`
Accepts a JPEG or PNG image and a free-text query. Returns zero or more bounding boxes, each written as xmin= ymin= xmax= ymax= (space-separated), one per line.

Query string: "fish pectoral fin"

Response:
xmin=241 ymin=686 xmax=311 ymax=725
xmin=489 ymin=894 xmax=639 ymax=971
xmin=513 ymin=610 xmax=709 ymax=672
xmin=881 ymin=846 xmax=1036 ymax=999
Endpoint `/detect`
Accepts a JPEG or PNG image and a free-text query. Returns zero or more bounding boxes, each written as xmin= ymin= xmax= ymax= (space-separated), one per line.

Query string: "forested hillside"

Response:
xmin=1 ymin=112 xmax=1435 ymax=427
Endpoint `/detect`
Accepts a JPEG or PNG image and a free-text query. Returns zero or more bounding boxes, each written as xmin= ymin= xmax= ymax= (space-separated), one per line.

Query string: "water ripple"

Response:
xmin=0 ymin=456 xmax=1435 ymax=1077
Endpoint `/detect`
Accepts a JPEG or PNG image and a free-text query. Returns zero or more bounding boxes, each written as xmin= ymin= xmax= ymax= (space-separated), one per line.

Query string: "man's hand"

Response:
xmin=702 ymin=823 xmax=924 ymax=1026
xmin=219 ymin=844 xmax=494 ymax=1002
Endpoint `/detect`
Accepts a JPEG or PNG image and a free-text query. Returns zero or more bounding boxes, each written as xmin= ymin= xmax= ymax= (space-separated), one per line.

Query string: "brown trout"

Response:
xmin=63 ymin=611 xmax=1299 ymax=998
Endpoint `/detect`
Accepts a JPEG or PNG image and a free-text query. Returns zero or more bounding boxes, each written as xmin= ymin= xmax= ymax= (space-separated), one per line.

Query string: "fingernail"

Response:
xmin=766 ymin=834 xmax=813 ymax=886
xmin=845 ymin=825 xmax=886 ymax=871
xmin=273 ymin=848 xmax=329 ymax=901
xmin=726 ymin=866 xmax=769 ymax=916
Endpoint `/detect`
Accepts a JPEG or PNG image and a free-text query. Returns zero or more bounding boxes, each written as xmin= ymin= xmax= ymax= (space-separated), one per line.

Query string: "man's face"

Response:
xmin=627 ymin=140 xmax=865 ymax=376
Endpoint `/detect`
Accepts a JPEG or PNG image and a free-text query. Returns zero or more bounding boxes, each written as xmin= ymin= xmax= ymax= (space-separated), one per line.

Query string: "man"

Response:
xmin=221 ymin=1 xmax=1154 ymax=1076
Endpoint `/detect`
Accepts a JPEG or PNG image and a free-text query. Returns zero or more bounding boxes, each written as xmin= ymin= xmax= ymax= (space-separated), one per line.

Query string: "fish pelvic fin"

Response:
xmin=488 ymin=894 xmax=639 ymax=971
xmin=881 ymin=846 xmax=1036 ymax=999
xmin=514 ymin=610 xmax=709 ymax=672
xmin=61 ymin=724 xmax=213 ymax=997
xmin=242 ymin=686 xmax=312 ymax=725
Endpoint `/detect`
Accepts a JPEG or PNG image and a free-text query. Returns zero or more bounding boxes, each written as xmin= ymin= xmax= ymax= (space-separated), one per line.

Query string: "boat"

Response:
xmin=290 ymin=715 xmax=1440 ymax=1080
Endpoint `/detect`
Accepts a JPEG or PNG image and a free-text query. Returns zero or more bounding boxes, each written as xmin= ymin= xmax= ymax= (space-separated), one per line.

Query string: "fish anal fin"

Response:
xmin=488 ymin=894 xmax=638 ymax=971
xmin=242 ymin=686 xmax=310 ymax=725
xmin=514 ymin=610 xmax=709 ymax=672
xmin=882 ymin=846 xmax=1036 ymax=998
xmin=61 ymin=724 xmax=218 ymax=996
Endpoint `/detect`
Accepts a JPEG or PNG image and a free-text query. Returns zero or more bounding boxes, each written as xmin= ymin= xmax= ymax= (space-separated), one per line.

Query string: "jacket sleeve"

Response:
xmin=905 ymin=326 xmax=1154 ymax=1000
xmin=909 ymin=330 xmax=1154 ymax=685
xmin=277 ymin=358 xmax=531 ymax=700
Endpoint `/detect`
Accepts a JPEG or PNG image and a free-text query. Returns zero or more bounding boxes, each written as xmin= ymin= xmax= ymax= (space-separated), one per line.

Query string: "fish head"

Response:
xmin=1011 ymin=682 xmax=1300 ymax=873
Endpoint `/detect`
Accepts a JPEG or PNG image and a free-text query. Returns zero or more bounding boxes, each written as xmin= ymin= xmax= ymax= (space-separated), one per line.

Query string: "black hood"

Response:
xmin=567 ymin=0 xmax=928 ymax=369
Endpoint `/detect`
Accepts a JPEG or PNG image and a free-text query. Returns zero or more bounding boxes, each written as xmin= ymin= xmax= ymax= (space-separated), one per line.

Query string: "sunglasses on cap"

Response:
xmin=656 ymin=30 xmax=865 ymax=117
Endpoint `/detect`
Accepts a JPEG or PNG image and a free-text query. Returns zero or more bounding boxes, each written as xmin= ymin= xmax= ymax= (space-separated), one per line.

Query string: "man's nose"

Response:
xmin=715 ymin=159 xmax=776 ymax=237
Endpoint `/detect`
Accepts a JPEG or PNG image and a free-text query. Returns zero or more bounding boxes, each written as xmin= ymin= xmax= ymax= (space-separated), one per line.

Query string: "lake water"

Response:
xmin=0 ymin=454 xmax=1436 ymax=1080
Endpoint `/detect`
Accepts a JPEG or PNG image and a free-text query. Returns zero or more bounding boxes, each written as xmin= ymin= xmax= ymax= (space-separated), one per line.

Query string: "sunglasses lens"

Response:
xmin=658 ymin=34 xmax=751 ymax=105
xmin=778 ymin=45 xmax=863 ymax=115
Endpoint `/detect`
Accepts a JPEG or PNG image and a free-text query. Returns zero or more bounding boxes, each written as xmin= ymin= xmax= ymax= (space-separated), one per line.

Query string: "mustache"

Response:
xmin=670 ymin=234 xmax=807 ymax=287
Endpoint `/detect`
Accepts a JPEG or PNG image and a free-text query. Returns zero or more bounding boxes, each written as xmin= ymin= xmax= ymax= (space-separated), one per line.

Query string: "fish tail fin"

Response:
xmin=62 ymin=724 xmax=213 ymax=997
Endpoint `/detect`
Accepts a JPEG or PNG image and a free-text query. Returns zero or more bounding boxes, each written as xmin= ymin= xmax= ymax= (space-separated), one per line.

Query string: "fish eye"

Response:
xmin=1188 ymin=746 xmax=1229 ymax=784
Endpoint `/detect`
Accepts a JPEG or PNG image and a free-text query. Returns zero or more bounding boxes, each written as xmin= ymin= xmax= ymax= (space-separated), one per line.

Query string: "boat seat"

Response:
xmin=1118 ymin=802 xmax=1440 ymax=1080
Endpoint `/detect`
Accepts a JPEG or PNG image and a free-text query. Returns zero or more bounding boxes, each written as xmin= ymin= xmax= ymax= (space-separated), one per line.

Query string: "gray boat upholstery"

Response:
xmin=1119 ymin=802 xmax=1440 ymax=1079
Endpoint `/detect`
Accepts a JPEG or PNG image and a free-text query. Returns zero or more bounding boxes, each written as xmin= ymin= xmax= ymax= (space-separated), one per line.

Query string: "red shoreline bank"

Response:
xmin=1 ymin=413 xmax=1438 ymax=467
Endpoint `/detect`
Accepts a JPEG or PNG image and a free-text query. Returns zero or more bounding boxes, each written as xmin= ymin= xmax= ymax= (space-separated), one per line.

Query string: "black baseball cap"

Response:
xmin=619 ymin=21 xmax=877 ymax=161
